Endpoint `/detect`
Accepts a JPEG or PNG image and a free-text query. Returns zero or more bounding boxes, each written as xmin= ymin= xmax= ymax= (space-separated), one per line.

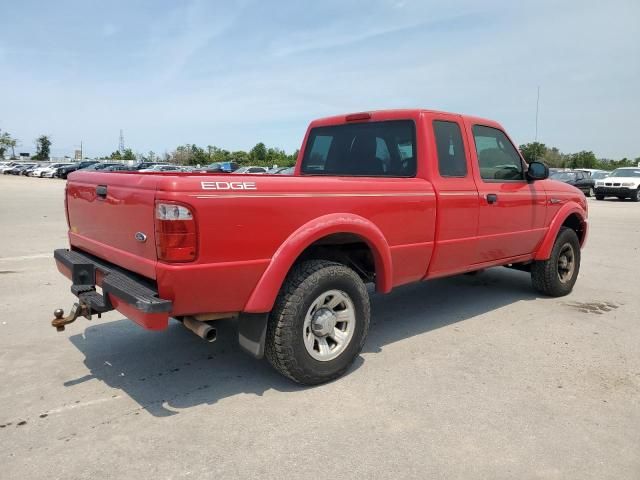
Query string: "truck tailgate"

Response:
xmin=66 ymin=171 xmax=159 ymax=279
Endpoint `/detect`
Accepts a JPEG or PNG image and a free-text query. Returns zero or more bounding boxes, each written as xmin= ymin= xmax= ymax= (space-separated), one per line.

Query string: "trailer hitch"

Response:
xmin=52 ymin=303 xmax=94 ymax=332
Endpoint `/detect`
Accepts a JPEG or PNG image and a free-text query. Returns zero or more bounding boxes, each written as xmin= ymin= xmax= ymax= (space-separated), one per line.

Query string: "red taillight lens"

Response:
xmin=155 ymin=202 xmax=197 ymax=262
xmin=64 ymin=183 xmax=70 ymax=229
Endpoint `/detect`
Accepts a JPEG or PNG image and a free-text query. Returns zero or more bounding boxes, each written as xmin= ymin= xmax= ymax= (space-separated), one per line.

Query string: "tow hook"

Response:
xmin=52 ymin=303 xmax=93 ymax=332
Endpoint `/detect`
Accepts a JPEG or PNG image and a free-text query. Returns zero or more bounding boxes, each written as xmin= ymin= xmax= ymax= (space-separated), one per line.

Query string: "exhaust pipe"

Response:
xmin=182 ymin=316 xmax=217 ymax=343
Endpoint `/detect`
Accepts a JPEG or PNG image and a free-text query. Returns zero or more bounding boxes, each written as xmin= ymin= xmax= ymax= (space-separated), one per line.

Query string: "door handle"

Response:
xmin=486 ymin=193 xmax=498 ymax=204
xmin=96 ymin=185 xmax=108 ymax=199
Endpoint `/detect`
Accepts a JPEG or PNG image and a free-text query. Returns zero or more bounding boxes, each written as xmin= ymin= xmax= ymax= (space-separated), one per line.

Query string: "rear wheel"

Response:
xmin=587 ymin=187 xmax=594 ymax=197
xmin=265 ymin=260 xmax=370 ymax=385
xmin=531 ymin=227 xmax=581 ymax=297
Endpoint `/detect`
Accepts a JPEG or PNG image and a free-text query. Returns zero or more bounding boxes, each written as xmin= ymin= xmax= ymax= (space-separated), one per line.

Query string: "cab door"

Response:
xmin=425 ymin=113 xmax=480 ymax=277
xmin=573 ymin=171 xmax=592 ymax=193
xmin=464 ymin=122 xmax=547 ymax=263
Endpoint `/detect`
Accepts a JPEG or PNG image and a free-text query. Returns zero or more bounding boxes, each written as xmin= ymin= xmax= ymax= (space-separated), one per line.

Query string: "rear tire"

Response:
xmin=531 ymin=227 xmax=581 ymax=297
xmin=265 ymin=260 xmax=370 ymax=385
xmin=587 ymin=187 xmax=594 ymax=197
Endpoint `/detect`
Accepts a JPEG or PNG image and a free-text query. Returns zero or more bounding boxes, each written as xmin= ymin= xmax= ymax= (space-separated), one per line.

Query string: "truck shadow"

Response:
xmin=65 ymin=267 xmax=540 ymax=417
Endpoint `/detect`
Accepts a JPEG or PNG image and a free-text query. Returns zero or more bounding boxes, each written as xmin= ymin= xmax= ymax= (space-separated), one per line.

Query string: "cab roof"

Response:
xmin=309 ymin=108 xmax=501 ymax=130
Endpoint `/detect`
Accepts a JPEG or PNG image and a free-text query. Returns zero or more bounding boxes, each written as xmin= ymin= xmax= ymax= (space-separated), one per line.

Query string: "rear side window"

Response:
xmin=301 ymin=120 xmax=416 ymax=177
xmin=472 ymin=125 xmax=524 ymax=181
xmin=433 ymin=121 xmax=467 ymax=177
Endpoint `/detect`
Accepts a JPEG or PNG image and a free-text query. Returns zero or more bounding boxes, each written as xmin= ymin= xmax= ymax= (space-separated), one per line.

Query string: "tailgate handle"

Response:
xmin=96 ymin=185 xmax=108 ymax=199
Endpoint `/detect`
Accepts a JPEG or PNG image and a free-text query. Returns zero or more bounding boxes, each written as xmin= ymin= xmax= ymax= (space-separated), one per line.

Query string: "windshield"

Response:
xmin=610 ymin=168 xmax=640 ymax=178
xmin=591 ymin=171 xmax=608 ymax=179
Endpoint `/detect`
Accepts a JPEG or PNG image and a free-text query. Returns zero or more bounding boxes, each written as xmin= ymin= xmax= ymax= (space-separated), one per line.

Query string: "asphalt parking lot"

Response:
xmin=1 ymin=175 xmax=639 ymax=479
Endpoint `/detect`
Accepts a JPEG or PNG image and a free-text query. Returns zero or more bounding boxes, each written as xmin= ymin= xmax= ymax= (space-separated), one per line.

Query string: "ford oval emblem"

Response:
xmin=135 ymin=232 xmax=147 ymax=243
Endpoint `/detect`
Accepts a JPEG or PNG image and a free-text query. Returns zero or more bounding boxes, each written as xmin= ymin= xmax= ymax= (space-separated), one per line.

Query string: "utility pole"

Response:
xmin=119 ymin=129 xmax=125 ymax=154
xmin=80 ymin=140 xmax=83 ymax=160
xmin=535 ymin=86 xmax=540 ymax=143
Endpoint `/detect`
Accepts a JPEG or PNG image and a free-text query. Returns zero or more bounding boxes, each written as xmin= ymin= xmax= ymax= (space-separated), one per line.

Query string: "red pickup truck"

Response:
xmin=52 ymin=109 xmax=588 ymax=384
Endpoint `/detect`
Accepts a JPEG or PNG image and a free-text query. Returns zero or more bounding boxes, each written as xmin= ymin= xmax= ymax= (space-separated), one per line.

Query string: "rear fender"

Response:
xmin=243 ymin=213 xmax=393 ymax=313
xmin=534 ymin=203 xmax=587 ymax=260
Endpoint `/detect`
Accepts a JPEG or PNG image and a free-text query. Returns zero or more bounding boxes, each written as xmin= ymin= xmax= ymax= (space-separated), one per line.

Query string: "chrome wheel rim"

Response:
xmin=557 ymin=243 xmax=575 ymax=284
xmin=589 ymin=188 xmax=594 ymax=197
xmin=303 ymin=289 xmax=356 ymax=362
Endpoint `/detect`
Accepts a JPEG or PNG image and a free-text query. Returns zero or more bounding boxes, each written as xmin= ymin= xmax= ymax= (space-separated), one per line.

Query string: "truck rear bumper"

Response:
xmin=54 ymin=248 xmax=172 ymax=330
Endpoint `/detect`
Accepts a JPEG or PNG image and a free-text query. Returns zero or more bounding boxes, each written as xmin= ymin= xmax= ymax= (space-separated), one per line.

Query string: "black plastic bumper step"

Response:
xmin=54 ymin=249 xmax=172 ymax=314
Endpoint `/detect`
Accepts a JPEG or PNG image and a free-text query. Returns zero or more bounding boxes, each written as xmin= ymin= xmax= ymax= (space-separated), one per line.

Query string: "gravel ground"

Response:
xmin=1 ymin=175 xmax=638 ymax=479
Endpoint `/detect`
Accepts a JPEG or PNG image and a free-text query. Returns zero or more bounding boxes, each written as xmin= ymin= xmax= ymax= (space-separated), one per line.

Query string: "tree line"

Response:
xmin=0 ymin=128 xmax=299 ymax=167
xmin=106 ymin=142 xmax=299 ymax=167
xmin=519 ymin=142 xmax=639 ymax=170
xmin=2 ymin=127 xmax=638 ymax=170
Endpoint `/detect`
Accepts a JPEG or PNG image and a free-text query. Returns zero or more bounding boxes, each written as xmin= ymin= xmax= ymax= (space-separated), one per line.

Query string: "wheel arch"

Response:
xmin=534 ymin=204 xmax=587 ymax=260
xmin=243 ymin=213 xmax=393 ymax=313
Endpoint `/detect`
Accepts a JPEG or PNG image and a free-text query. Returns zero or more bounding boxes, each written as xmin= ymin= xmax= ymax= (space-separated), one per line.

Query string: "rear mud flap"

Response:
xmin=238 ymin=313 xmax=269 ymax=359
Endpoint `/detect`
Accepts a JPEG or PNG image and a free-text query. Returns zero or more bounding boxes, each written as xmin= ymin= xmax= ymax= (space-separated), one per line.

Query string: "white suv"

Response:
xmin=30 ymin=163 xmax=69 ymax=177
xmin=594 ymin=167 xmax=640 ymax=201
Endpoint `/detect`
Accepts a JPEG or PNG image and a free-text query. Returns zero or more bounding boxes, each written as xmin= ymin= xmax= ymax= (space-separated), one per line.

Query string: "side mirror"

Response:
xmin=526 ymin=161 xmax=549 ymax=181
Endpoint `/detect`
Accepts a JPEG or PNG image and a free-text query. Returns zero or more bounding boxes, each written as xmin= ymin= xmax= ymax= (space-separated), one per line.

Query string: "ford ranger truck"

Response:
xmin=52 ymin=109 xmax=588 ymax=385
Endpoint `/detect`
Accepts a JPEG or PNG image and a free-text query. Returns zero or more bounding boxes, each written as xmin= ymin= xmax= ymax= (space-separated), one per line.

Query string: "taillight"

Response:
xmin=64 ymin=183 xmax=70 ymax=229
xmin=155 ymin=202 xmax=197 ymax=262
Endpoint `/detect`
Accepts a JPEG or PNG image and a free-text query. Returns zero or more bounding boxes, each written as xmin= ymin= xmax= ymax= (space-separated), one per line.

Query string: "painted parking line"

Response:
xmin=0 ymin=253 xmax=52 ymax=262
xmin=45 ymin=395 xmax=123 ymax=416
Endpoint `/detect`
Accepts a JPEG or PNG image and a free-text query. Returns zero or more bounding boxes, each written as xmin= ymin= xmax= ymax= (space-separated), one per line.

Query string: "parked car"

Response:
xmin=198 ymin=164 xmax=222 ymax=173
xmin=40 ymin=163 xmax=74 ymax=178
xmin=594 ymin=167 xmax=640 ymax=201
xmin=21 ymin=163 xmax=44 ymax=176
xmin=212 ymin=161 xmax=239 ymax=173
xmin=549 ymin=170 xmax=595 ymax=197
xmin=82 ymin=162 xmax=123 ymax=171
xmin=100 ymin=164 xmax=132 ymax=172
xmin=198 ymin=161 xmax=239 ymax=173
xmin=268 ymin=166 xmax=293 ymax=174
xmin=589 ymin=170 xmax=610 ymax=180
xmin=576 ymin=168 xmax=606 ymax=177
xmin=30 ymin=163 xmax=71 ymax=177
xmin=0 ymin=161 xmax=22 ymax=173
xmin=138 ymin=165 xmax=182 ymax=173
xmin=51 ymin=108 xmax=588 ymax=385
xmin=55 ymin=161 xmax=100 ymax=179
xmin=5 ymin=163 xmax=37 ymax=175
xmin=232 ymin=166 xmax=268 ymax=174
xmin=130 ymin=162 xmax=164 ymax=171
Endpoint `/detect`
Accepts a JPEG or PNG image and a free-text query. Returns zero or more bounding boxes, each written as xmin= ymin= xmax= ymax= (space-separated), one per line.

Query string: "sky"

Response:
xmin=1 ymin=0 xmax=639 ymax=159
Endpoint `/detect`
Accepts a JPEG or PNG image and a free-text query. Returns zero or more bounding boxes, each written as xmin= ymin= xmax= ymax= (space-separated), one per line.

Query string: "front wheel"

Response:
xmin=531 ymin=227 xmax=581 ymax=297
xmin=595 ymin=194 xmax=604 ymax=200
xmin=630 ymin=188 xmax=640 ymax=202
xmin=265 ymin=260 xmax=370 ymax=385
